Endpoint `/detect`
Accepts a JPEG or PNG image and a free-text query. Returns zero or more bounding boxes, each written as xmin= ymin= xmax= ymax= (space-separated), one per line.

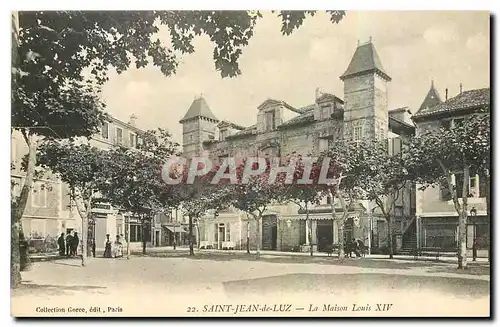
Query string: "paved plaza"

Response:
xmin=11 ymin=251 xmax=490 ymax=317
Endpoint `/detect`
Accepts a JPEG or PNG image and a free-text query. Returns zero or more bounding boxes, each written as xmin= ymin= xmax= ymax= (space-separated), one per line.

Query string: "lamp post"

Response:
xmin=470 ymin=207 xmax=477 ymax=261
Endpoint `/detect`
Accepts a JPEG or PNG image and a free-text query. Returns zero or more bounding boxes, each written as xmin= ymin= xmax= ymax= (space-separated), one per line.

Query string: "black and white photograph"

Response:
xmin=9 ymin=8 xmax=491 ymax=318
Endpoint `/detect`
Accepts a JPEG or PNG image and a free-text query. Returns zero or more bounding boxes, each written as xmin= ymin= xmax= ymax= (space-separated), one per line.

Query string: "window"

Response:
xmin=101 ymin=122 xmax=109 ymax=139
xmin=129 ymin=132 xmax=136 ymax=148
xmin=353 ymin=126 xmax=363 ymax=142
xmin=321 ymin=106 xmax=330 ymax=119
xmin=219 ymin=129 xmax=227 ymax=141
xmin=31 ymin=182 xmax=47 ymax=208
xmin=265 ymin=111 xmax=276 ymax=131
xmin=129 ymin=223 xmax=151 ymax=242
xmin=326 ymin=196 xmax=332 ymax=205
xmin=318 ymin=138 xmax=330 ymax=152
xmin=225 ymin=223 xmax=231 ymax=242
xmin=440 ymin=120 xmax=451 ymax=130
xmin=116 ymin=127 xmax=123 ymax=144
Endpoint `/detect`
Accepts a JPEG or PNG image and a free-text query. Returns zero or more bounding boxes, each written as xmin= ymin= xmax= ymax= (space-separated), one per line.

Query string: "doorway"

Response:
xmin=155 ymin=231 xmax=160 ymax=247
xmin=317 ymin=220 xmax=334 ymax=252
xmin=217 ymin=223 xmax=226 ymax=249
xmin=262 ymin=215 xmax=278 ymax=250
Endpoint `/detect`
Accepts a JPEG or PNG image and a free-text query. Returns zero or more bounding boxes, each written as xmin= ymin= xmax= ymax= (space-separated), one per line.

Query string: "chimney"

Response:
xmin=445 ymin=88 xmax=448 ymax=101
xmin=460 ymin=83 xmax=463 ymax=94
xmin=129 ymin=114 xmax=137 ymax=127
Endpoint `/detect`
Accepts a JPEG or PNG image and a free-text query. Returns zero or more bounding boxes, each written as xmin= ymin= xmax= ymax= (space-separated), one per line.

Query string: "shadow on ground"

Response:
xmin=13 ymin=283 xmax=107 ymax=297
xmin=426 ymin=264 xmax=490 ymax=276
xmin=139 ymin=251 xmax=448 ymax=269
xmin=222 ymin=273 xmax=490 ymax=299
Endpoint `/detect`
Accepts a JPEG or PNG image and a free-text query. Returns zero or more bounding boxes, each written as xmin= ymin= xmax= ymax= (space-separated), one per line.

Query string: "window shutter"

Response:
xmin=214 ymin=223 xmax=218 ymax=242
xmin=226 ymin=223 xmax=230 ymax=242
xmin=393 ymin=137 xmax=402 ymax=154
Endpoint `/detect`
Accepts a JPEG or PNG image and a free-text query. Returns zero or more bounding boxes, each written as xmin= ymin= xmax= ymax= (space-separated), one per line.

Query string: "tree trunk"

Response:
xmin=437 ymin=160 xmax=465 ymax=269
xmin=338 ymin=217 xmax=345 ymax=260
xmin=126 ymin=216 xmax=131 ymax=260
xmin=246 ymin=218 xmax=250 ymax=254
xmin=485 ymin=168 xmax=490 ymax=262
xmin=256 ymin=215 xmax=261 ymax=258
xmin=457 ymin=166 xmax=470 ymax=269
xmin=195 ymin=221 xmax=200 ymax=249
xmin=306 ymin=203 xmax=313 ymax=256
xmin=81 ymin=215 xmax=88 ymax=266
xmin=11 ymin=134 xmax=37 ymax=288
xmin=73 ymin=191 xmax=91 ymax=266
xmin=337 ymin=190 xmax=349 ymax=261
xmin=387 ymin=217 xmax=393 ymax=259
xmin=188 ymin=215 xmax=194 ymax=256
xmin=142 ymin=219 xmax=147 ymax=255
xmin=11 ymin=210 xmax=21 ymax=288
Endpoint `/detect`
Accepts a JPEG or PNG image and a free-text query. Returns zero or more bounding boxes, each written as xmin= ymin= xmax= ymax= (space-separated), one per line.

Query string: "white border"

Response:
xmin=2 ymin=2 xmax=498 ymax=326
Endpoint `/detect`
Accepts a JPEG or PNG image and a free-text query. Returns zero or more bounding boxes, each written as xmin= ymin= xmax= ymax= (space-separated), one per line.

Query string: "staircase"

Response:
xmin=397 ymin=217 xmax=417 ymax=255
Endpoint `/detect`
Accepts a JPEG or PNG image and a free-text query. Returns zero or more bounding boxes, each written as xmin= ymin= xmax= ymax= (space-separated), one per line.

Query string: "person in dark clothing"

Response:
xmin=91 ymin=239 xmax=96 ymax=257
xmin=71 ymin=232 xmax=79 ymax=256
xmin=57 ymin=233 xmax=65 ymax=256
xmin=357 ymin=239 xmax=366 ymax=257
xmin=65 ymin=233 xmax=73 ymax=256
xmin=103 ymin=234 xmax=112 ymax=258
xmin=351 ymin=238 xmax=361 ymax=258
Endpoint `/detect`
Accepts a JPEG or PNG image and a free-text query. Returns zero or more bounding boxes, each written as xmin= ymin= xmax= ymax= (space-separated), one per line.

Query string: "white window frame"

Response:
xmin=321 ymin=106 xmax=330 ymax=120
xmin=101 ymin=122 xmax=110 ymax=140
xmin=31 ymin=181 xmax=48 ymax=208
xmin=116 ymin=127 xmax=123 ymax=144
xmin=265 ymin=110 xmax=276 ymax=131
xmin=353 ymin=125 xmax=363 ymax=142
xmin=318 ymin=138 xmax=330 ymax=152
xmin=129 ymin=132 xmax=136 ymax=148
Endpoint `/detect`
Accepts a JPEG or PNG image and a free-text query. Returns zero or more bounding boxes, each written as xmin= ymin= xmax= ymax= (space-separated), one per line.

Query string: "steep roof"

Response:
xmin=179 ymin=97 xmax=219 ymax=123
xmin=340 ymin=41 xmax=391 ymax=81
xmin=413 ymin=88 xmax=490 ymax=120
xmin=415 ymin=81 xmax=443 ymax=115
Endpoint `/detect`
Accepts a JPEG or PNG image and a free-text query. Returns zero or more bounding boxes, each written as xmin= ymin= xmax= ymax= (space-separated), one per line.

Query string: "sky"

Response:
xmin=100 ymin=11 xmax=490 ymax=144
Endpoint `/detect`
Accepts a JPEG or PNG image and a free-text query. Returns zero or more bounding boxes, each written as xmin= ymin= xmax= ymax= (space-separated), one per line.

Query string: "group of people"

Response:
xmin=344 ymin=238 xmax=367 ymax=258
xmin=104 ymin=234 xmax=125 ymax=258
xmin=57 ymin=231 xmax=79 ymax=257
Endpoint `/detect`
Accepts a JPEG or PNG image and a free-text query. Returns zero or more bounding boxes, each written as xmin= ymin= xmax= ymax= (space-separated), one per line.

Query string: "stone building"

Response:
xmin=178 ymin=40 xmax=417 ymax=253
xmin=412 ymin=85 xmax=490 ymax=255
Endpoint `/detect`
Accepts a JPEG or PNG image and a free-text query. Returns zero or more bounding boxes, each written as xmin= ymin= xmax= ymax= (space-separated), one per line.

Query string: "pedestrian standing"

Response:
xmin=71 ymin=232 xmax=79 ymax=256
xmin=65 ymin=233 xmax=73 ymax=256
xmin=57 ymin=233 xmax=65 ymax=256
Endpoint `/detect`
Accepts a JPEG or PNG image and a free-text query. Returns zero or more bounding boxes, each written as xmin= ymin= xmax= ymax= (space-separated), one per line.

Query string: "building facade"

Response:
xmin=412 ymin=85 xmax=490 ymax=255
xmin=178 ymin=40 xmax=417 ymax=253
xmin=11 ymin=114 xmax=168 ymax=251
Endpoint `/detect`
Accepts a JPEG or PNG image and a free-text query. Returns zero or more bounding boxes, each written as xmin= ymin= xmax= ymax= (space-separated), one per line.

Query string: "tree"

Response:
xmin=100 ymin=129 xmax=179 ymax=256
xmin=231 ymin=158 xmax=287 ymax=257
xmin=36 ymin=141 xmax=109 ymax=267
xmin=355 ymin=140 xmax=411 ymax=259
xmin=173 ymin=165 xmax=233 ymax=256
xmin=320 ymin=142 xmax=366 ymax=260
xmin=280 ymin=154 xmax=323 ymax=256
xmin=409 ymin=113 xmax=490 ymax=269
xmin=12 ymin=9 xmax=346 ymax=287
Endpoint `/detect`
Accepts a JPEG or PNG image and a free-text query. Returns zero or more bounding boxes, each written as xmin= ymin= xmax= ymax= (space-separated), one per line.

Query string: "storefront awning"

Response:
xmin=164 ymin=226 xmax=186 ymax=233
